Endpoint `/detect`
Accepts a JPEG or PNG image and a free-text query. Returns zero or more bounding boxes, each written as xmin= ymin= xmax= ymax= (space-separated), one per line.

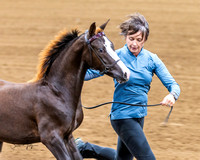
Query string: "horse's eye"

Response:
xmin=98 ymin=48 xmax=104 ymax=53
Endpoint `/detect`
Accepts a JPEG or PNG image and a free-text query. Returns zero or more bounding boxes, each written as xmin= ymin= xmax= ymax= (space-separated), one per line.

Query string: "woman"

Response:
xmin=77 ymin=13 xmax=180 ymax=160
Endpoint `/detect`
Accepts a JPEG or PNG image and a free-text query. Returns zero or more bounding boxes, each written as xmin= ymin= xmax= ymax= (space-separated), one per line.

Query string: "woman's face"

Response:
xmin=125 ymin=31 xmax=145 ymax=57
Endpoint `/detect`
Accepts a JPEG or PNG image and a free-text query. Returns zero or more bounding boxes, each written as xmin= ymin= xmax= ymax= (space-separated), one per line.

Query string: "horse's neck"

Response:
xmin=47 ymin=37 xmax=87 ymax=99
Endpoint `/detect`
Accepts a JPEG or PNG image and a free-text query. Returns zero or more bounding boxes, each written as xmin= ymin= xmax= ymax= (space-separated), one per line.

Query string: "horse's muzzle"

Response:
xmin=117 ymin=71 xmax=130 ymax=84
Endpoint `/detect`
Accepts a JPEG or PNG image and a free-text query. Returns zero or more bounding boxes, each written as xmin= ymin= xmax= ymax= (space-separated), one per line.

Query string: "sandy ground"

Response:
xmin=0 ymin=0 xmax=200 ymax=159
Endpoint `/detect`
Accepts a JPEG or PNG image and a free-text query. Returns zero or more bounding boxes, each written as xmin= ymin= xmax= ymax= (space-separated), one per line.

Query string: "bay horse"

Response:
xmin=0 ymin=21 xmax=130 ymax=159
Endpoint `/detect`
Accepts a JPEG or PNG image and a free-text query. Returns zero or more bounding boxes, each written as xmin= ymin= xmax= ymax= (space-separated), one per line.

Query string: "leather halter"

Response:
xmin=84 ymin=30 xmax=120 ymax=75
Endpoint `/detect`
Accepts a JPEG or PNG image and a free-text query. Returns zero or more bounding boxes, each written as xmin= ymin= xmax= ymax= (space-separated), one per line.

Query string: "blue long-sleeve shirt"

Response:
xmin=85 ymin=44 xmax=180 ymax=120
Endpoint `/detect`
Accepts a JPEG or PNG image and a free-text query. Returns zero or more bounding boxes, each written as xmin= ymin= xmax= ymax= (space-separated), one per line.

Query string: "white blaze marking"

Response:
xmin=103 ymin=36 xmax=130 ymax=79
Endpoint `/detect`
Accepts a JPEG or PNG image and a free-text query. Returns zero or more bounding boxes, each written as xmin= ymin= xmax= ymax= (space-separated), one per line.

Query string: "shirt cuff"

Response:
xmin=170 ymin=92 xmax=178 ymax=101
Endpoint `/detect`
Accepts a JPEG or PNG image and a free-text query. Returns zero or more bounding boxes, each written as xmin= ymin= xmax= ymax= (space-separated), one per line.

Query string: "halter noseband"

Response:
xmin=84 ymin=30 xmax=120 ymax=75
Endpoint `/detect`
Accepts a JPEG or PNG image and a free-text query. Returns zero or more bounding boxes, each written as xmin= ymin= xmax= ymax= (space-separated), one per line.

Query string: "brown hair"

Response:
xmin=119 ymin=13 xmax=149 ymax=41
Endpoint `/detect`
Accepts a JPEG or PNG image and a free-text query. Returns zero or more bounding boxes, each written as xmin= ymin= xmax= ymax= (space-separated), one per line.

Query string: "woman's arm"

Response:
xmin=153 ymin=55 xmax=180 ymax=106
xmin=84 ymin=69 xmax=103 ymax=81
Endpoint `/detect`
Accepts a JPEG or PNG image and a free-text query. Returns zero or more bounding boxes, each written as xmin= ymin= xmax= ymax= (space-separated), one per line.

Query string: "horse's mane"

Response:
xmin=30 ymin=29 xmax=80 ymax=82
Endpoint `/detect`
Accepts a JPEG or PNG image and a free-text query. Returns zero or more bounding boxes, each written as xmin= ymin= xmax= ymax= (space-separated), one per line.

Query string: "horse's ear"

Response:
xmin=89 ymin=22 xmax=96 ymax=37
xmin=99 ymin=19 xmax=110 ymax=30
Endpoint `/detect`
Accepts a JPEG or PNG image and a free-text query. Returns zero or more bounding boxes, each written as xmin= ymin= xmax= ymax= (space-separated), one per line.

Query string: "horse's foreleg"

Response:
xmin=0 ymin=141 xmax=3 ymax=152
xmin=40 ymin=131 xmax=71 ymax=160
xmin=65 ymin=135 xmax=82 ymax=160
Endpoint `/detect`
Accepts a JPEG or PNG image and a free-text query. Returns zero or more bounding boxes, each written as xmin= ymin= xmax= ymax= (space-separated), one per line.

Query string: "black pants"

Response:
xmin=80 ymin=118 xmax=155 ymax=160
xmin=111 ymin=118 xmax=155 ymax=160
xmin=80 ymin=142 xmax=116 ymax=160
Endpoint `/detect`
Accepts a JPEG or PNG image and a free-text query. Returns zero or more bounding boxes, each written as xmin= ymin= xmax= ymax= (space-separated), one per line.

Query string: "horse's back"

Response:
xmin=0 ymin=80 xmax=37 ymax=105
xmin=0 ymin=79 xmax=13 ymax=87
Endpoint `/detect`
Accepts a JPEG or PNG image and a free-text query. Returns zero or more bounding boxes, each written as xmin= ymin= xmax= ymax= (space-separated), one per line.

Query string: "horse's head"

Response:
xmin=84 ymin=20 xmax=130 ymax=83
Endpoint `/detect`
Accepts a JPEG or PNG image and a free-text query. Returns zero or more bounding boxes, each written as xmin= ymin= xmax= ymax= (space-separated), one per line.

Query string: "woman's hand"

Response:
xmin=160 ymin=93 xmax=175 ymax=107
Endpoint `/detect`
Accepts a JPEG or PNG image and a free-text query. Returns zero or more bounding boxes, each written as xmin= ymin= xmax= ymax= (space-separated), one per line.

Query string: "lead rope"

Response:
xmin=83 ymin=102 xmax=173 ymax=123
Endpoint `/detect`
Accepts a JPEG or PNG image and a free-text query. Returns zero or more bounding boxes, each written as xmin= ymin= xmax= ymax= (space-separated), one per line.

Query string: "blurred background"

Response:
xmin=0 ymin=0 xmax=199 ymax=159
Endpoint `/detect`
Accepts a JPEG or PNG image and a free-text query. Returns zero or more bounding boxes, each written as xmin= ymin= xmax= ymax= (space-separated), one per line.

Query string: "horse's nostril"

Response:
xmin=123 ymin=73 xmax=128 ymax=82
xmin=124 ymin=72 xmax=127 ymax=79
xmin=123 ymin=71 xmax=130 ymax=81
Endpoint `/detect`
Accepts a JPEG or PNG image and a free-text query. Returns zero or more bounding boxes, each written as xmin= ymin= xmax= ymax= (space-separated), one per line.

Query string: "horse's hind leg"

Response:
xmin=0 ymin=142 xmax=3 ymax=152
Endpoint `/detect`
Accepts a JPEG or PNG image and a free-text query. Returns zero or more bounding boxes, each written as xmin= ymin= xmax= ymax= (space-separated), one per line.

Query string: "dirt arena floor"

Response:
xmin=0 ymin=0 xmax=200 ymax=159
